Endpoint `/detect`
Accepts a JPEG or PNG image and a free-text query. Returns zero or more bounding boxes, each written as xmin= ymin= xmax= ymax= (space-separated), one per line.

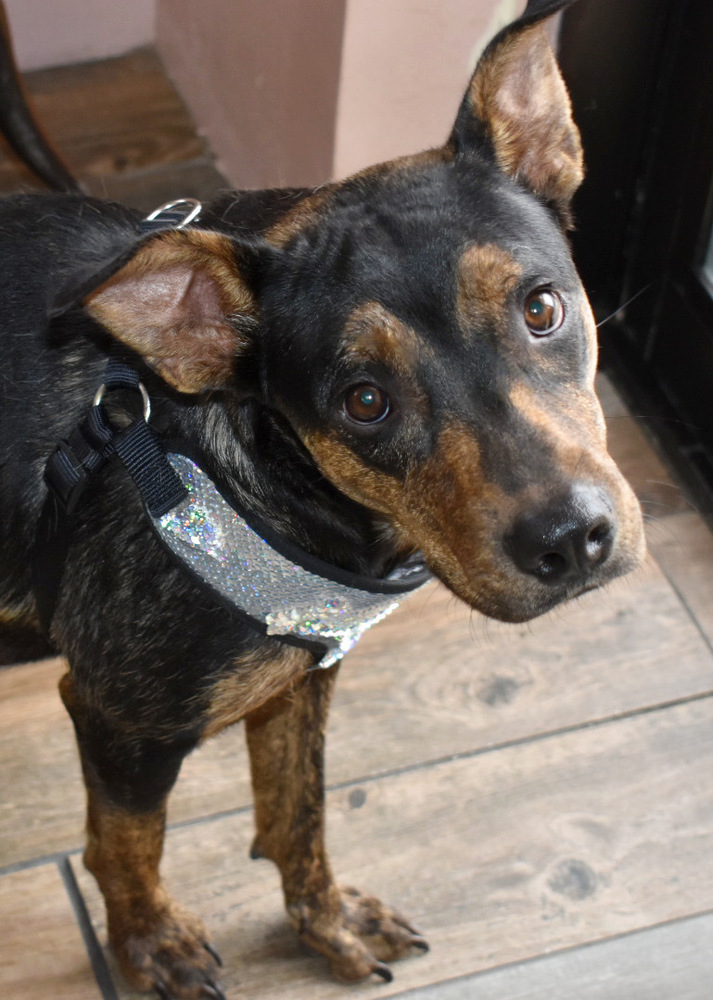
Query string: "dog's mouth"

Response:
xmin=410 ymin=481 xmax=647 ymax=624
xmin=417 ymin=533 xmax=643 ymax=624
xmin=298 ymin=419 xmax=646 ymax=624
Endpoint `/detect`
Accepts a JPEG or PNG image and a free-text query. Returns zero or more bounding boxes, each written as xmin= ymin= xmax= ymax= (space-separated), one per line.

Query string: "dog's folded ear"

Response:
xmin=449 ymin=0 xmax=583 ymax=226
xmin=84 ymin=228 xmax=263 ymax=394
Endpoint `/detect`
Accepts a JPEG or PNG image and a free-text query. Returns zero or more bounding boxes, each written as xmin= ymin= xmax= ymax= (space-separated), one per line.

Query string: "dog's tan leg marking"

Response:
xmin=245 ymin=666 xmax=427 ymax=983
xmin=84 ymin=795 xmax=222 ymax=998
xmin=60 ymin=674 xmax=223 ymax=1000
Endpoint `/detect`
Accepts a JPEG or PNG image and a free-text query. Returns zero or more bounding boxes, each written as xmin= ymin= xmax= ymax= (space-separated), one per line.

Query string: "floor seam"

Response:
xmin=57 ymin=855 xmax=119 ymax=1000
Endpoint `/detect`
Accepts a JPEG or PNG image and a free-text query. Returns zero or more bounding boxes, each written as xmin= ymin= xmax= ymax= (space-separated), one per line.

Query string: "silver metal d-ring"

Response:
xmin=93 ymin=381 xmax=152 ymax=423
xmin=144 ymin=197 xmax=202 ymax=229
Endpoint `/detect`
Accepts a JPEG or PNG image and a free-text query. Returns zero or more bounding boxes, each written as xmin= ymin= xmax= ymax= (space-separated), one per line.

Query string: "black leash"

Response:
xmin=32 ymin=200 xmax=200 ymax=636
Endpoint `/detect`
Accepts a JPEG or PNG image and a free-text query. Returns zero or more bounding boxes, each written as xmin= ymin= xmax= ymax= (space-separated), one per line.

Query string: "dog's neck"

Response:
xmin=175 ymin=393 xmax=411 ymax=581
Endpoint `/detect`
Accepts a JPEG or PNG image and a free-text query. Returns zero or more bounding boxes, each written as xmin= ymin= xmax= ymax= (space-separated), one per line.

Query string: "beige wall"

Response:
xmin=157 ymin=0 xmax=346 ymax=190
xmin=5 ymin=0 xmax=155 ymax=71
xmin=9 ymin=0 xmax=530 ymax=187
xmin=157 ymin=0 xmax=526 ymax=189
xmin=333 ymin=0 xmax=522 ymax=178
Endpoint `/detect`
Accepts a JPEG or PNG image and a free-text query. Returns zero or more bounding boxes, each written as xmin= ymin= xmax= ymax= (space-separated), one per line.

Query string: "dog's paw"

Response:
xmin=289 ymin=885 xmax=428 ymax=983
xmin=111 ymin=901 xmax=226 ymax=1000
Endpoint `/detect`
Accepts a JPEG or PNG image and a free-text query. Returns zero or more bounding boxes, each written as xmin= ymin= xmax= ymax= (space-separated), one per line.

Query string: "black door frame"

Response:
xmin=560 ymin=0 xmax=713 ymax=517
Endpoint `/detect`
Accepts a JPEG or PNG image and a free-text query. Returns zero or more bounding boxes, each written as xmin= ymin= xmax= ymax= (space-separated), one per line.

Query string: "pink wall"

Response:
xmin=5 ymin=0 xmax=541 ymax=186
xmin=5 ymin=0 xmax=155 ymax=71
xmin=157 ymin=0 xmax=526 ymax=189
xmin=157 ymin=0 xmax=346 ymax=190
xmin=333 ymin=0 xmax=522 ymax=178
xmin=7 ymin=1 xmax=536 ymax=186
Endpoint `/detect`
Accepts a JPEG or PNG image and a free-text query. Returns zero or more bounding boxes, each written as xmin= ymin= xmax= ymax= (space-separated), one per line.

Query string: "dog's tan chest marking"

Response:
xmin=200 ymin=643 xmax=311 ymax=741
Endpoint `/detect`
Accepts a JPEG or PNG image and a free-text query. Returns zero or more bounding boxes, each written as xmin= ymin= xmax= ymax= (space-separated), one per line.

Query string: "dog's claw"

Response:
xmin=203 ymin=942 xmax=223 ymax=967
xmin=293 ymin=886 xmax=427 ymax=984
xmin=201 ymin=984 xmax=228 ymax=1000
xmin=374 ymin=962 xmax=394 ymax=983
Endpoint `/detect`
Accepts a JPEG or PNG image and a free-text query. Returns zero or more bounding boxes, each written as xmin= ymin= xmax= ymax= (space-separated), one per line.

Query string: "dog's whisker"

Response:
xmin=595 ymin=283 xmax=653 ymax=328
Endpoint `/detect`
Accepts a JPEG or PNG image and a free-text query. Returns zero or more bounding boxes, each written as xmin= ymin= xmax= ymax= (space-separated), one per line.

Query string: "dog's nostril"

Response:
xmin=585 ymin=519 xmax=614 ymax=565
xmin=507 ymin=487 xmax=616 ymax=586
xmin=536 ymin=552 xmax=568 ymax=581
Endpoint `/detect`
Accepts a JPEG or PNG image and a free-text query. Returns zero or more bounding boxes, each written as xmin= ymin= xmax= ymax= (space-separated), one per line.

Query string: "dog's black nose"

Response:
xmin=507 ymin=486 xmax=615 ymax=585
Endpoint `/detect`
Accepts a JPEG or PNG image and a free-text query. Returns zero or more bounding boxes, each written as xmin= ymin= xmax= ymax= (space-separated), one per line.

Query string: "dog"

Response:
xmin=0 ymin=0 xmax=645 ymax=997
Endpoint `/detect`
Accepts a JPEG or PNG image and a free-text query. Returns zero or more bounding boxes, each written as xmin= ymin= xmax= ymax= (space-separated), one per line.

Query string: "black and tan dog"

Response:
xmin=0 ymin=0 xmax=645 ymax=996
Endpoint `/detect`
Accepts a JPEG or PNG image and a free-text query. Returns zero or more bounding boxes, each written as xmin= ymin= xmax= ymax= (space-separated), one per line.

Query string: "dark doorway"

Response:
xmin=560 ymin=0 xmax=713 ymax=517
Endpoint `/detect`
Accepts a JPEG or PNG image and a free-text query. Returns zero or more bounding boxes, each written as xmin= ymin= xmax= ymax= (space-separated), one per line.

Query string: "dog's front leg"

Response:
xmin=60 ymin=673 xmax=224 ymax=1000
xmin=245 ymin=664 xmax=428 ymax=984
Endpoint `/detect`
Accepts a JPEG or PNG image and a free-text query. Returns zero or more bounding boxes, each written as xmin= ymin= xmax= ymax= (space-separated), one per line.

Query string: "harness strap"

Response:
xmin=34 ymin=359 xmax=188 ymax=635
xmin=32 ymin=200 xmax=200 ymax=635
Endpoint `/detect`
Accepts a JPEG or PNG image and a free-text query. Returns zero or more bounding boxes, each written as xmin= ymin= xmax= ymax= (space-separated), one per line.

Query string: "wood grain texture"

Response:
xmin=73 ymin=698 xmax=713 ymax=999
xmin=3 ymin=534 xmax=712 ymax=869
xmin=0 ymin=658 xmax=84 ymax=867
xmin=647 ymin=509 xmax=713 ymax=647
xmin=596 ymin=374 xmax=690 ymax=518
xmin=398 ymin=911 xmax=713 ymax=999
xmin=0 ymin=864 xmax=100 ymax=999
xmin=0 ymin=48 xmax=210 ymax=196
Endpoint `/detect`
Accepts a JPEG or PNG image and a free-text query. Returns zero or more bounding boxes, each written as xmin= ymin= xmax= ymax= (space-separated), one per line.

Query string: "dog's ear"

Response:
xmin=449 ymin=0 xmax=583 ymax=226
xmin=84 ymin=228 xmax=262 ymax=394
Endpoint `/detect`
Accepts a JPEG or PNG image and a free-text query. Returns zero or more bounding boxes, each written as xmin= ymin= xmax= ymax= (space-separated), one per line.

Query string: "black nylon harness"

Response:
xmin=32 ymin=200 xmax=200 ymax=634
xmin=33 ymin=355 xmax=188 ymax=634
xmin=32 ymin=199 xmax=431 ymax=660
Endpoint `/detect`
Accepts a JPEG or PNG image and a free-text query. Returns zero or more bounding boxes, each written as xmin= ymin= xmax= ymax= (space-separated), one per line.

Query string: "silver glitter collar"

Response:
xmin=151 ymin=454 xmax=431 ymax=668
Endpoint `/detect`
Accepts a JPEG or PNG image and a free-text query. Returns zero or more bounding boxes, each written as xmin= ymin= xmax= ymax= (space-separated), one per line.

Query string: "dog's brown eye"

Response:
xmin=344 ymin=384 xmax=390 ymax=423
xmin=524 ymin=288 xmax=565 ymax=336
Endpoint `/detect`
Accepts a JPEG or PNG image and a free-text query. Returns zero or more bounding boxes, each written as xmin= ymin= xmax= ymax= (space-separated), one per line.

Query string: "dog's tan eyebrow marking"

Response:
xmin=457 ymin=243 xmax=522 ymax=334
xmin=345 ymin=145 xmax=455 ymax=186
xmin=265 ymin=187 xmax=334 ymax=248
xmin=340 ymin=302 xmax=421 ymax=374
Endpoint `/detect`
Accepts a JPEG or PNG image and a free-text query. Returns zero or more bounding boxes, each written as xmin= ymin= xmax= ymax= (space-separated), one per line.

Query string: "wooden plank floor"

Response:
xmin=2 ymin=46 xmax=713 ymax=1000
xmin=0 ymin=47 xmax=227 ymax=211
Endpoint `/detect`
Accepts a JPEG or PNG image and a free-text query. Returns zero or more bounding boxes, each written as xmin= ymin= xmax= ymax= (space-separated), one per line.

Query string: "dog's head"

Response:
xmin=85 ymin=0 xmax=645 ymax=623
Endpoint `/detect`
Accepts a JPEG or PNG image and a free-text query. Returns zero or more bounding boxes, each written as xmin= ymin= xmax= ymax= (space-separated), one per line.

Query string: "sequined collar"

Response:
xmin=150 ymin=454 xmax=431 ymax=667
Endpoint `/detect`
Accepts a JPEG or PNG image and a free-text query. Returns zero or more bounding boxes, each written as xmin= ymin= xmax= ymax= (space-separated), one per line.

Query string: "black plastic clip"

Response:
xmin=44 ymin=405 xmax=115 ymax=515
xmin=44 ymin=438 xmax=91 ymax=515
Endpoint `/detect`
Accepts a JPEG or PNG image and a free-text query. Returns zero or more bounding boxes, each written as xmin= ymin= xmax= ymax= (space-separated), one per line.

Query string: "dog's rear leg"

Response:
xmin=245 ymin=665 xmax=428 ymax=984
xmin=60 ymin=672 xmax=225 ymax=1000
